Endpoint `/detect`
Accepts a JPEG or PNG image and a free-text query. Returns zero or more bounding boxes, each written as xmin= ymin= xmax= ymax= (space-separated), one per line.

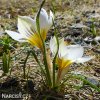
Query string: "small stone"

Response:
xmin=89 ymin=13 xmax=100 ymax=19
xmin=86 ymin=77 xmax=99 ymax=86
xmin=70 ymin=23 xmax=88 ymax=29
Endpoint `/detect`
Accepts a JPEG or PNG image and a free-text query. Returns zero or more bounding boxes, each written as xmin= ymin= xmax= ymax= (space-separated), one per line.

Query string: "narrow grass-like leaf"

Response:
xmin=36 ymin=0 xmax=45 ymax=34
xmin=23 ymin=51 xmax=31 ymax=79
xmin=36 ymin=0 xmax=52 ymax=86
xmin=59 ymin=74 xmax=100 ymax=92
xmin=7 ymin=50 xmax=11 ymax=72
xmin=2 ymin=53 xmax=7 ymax=73
xmin=2 ymin=52 xmax=10 ymax=74
xmin=31 ymin=50 xmax=46 ymax=76
xmin=72 ymin=74 xmax=100 ymax=92
xmin=90 ymin=19 xmax=97 ymax=36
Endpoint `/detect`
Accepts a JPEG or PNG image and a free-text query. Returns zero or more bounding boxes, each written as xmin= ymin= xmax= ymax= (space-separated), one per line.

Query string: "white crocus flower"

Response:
xmin=50 ymin=36 xmax=93 ymax=68
xmin=5 ymin=8 xmax=54 ymax=50
xmin=50 ymin=36 xmax=93 ymax=84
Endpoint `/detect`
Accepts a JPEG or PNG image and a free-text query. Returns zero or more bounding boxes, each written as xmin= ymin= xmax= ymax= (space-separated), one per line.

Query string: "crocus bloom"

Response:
xmin=50 ymin=36 xmax=93 ymax=83
xmin=5 ymin=8 xmax=54 ymax=50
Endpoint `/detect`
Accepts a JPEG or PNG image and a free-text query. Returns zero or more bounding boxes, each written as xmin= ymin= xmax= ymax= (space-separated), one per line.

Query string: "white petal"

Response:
xmin=64 ymin=45 xmax=84 ymax=60
xmin=58 ymin=38 xmax=67 ymax=57
xmin=50 ymin=36 xmax=67 ymax=57
xmin=50 ymin=36 xmax=57 ymax=55
xmin=18 ymin=16 xmax=36 ymax=37
xmin=5 ymin=30 xmax=25 ymax=42
xmin=39 ymin=8 xmax=49 ymax=31
xmin=76 ymin=56 xmax=93 ymax=63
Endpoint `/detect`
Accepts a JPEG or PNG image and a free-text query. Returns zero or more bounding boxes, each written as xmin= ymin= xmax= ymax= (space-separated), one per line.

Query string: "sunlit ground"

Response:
xmin=0 ymin=0 xmax=100 ymax=99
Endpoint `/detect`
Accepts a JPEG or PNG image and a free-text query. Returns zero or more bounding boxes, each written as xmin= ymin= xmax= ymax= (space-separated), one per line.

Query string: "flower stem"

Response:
xmin=23 ymin=51 xmax=30 ymax=79
xmin=36 ymin=0 xmax=52 ymax=87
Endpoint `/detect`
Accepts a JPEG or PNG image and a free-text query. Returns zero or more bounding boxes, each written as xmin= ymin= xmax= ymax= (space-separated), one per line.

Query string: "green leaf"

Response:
xmin=2 ymin=51 xmax=10 ymax=74
xmin=36 ymin=0 xmax=45 ymax=34
xmin=36 ymin=0 xmax=52 ymax=86
xmin=31 ymin=50 xmax=46 ymax=76
xmin=23 ymin=51 xmax=31 ymax=79
xmin=72 ymin=74 xmax=100 ymax=92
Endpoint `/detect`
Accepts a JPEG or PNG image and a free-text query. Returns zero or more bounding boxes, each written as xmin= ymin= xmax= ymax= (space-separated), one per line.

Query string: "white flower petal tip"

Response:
xmin=50 ymin=36 xmax=57 ymax=54
xmin=18 ymin=16 xmax=31 ymax=22
xmin=41 ymin=8 xmax=47 ymax=14
xmin=18 ymin=15 xmax=36 ymax=37
xmin=18 ymin=16 xmax=35 ymax=26
xmin=39 ymin=8 xmax=49 ymax=30
xmin=5 ymin=30 xmax=25 ymax=42
xmin=76 ymin=56 xmax=94 ymax=63
xmin=39 ymin=8 xmax=54 ymax=31
xmin=40 ymin=8 xmax=48 ymax=19
xmin=64 ymin=45 xmax=84 ymax=60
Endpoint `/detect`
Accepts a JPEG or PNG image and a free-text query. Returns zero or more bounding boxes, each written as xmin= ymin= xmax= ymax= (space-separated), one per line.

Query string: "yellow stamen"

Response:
xmin=27 ymin=29 xmax=47 ymax=51
xmin=56 ymin=58 xmax=72 ymax=70
xmin=56 ymin=58 xmax=72 ymax=84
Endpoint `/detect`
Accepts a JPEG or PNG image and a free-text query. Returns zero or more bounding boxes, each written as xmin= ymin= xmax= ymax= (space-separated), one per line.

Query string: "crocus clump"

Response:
xmin=5 ymin=8 xmax=54 ymax=51
xmin=50 ymin=36 xmax=93 ymax=85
